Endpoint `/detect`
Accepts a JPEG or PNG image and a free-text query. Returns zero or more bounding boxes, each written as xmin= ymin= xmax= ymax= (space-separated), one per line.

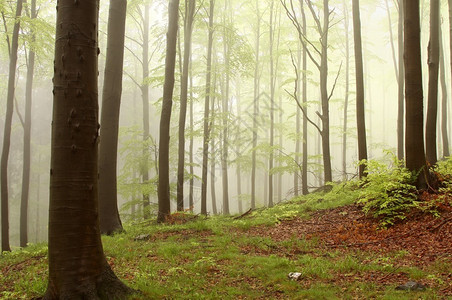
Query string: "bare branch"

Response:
xmin=328 ymin=61 xmax=342 ymax=101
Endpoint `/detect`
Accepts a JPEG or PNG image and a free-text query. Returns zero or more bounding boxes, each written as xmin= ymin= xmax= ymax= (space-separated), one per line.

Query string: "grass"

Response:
xmin=0 ymin=191 xmax=450 ymax=299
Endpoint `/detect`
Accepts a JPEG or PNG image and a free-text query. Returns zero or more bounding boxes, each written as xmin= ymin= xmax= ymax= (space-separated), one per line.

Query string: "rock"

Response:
xmin=134 ymin=234 xmax=150 ymax=241
xmin=288 ymin=272 xmax=302 ymax=281
xmin=395 ymin=281 xmax=427 ymax=291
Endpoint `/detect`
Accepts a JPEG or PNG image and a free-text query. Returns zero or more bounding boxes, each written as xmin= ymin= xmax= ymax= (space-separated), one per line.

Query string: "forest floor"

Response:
xmin=0 ymin=191 xmax=451 ymax=299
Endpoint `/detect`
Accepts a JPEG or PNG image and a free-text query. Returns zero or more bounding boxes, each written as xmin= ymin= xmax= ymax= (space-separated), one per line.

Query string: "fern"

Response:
xmin=356 ymin=155 xmax=419 ymax=228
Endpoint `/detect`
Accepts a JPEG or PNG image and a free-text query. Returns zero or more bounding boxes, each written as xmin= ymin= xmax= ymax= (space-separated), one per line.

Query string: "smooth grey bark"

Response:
xmin=20 ymin=0 xmax=36 ymax=248
xmin=425 ymin=0 xmax=440 ymax=165
xmin=210 ymin=62 xmax=218 ymax=215
xmin=176 ymin=0 xmax=195 ymax=211
xmin=1 ymin=0 xmax=22 ymax=252
xmin=98 ymin=0 xmax=127 ymax=235
xmin=201 ymin=0 xmax=215 ymax=215
xmin=158 ymin=0 xmax=180 ymax=223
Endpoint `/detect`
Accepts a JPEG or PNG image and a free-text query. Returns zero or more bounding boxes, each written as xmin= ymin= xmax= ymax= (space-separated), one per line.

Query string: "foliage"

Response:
xmin=356 ymin=155 xmax=419 ymax=228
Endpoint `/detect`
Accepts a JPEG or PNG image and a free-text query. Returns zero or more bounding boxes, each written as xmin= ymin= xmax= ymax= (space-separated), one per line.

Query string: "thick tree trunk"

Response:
xmin=1 ymin=0 xmax=22 ymax=252
xmin=352 ymin=0 xmax=368 ymax=178
xmin=176 ymin=0 xmax=195 ymax=211
xmin=201 ymin=0 xmax=215 ymax=215
xmin=20 ymin=0 xmax=36 ymax=248
xmin=44 ymin=0 xmax=132 ymax=297
xmin=439 ymin=22 xmax=450 ymax=158
xmin=98 ymin=0 xmax=127 ymax=235
xmin=251 ymin=0 xmax=260 ymax=209
xmin=425 ymin=0 xmax=440 ymax=165
xmin=158 ymin=0 xmax=180 ymax=223
xmin=404 ymin=0 xmax=427 ymax=188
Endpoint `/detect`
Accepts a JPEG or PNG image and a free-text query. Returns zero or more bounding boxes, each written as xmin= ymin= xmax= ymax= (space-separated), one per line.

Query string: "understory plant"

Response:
xmin=356 ymin=154 xmax=419 ymax=228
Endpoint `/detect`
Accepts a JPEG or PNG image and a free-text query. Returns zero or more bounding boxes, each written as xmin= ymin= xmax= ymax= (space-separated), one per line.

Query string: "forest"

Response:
xmin=0 ymin=0 xmax=451 ymax=298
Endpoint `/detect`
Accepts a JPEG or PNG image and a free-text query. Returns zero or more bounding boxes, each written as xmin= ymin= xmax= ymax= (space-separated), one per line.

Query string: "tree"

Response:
xmin=342 ymin=0 xmax=350 ymax=181
xmin=425 ymin=0 xmax=440 ymax=165
xmin=43 ymin=0 xmax=133 ymax=296
xmin=158 ymin=0 xmax=180 ymax=223
xmin=1 ymin=0 xmax=22 ymax=252
xmin=282 ymin=0 xmax=337 ymax=186
xmin=201 ymin=0 xmax=215 ymax=215
xmin=177 ymin=0 xmax=195 ymax=211
xmin=404 ymin=0 xmax=427 ymax=187
xmin=439 ymin=19 xmax=449 ymax=158
xmin=251 ymin=0 xmax=261 ymax=209
xmin=20 ymin=0 xmax=37 ymax=248
xmin=98 ymin=0 xmax=127 ymax=235
xmin=398 ymin=0 xmax=405 ymax=160
xmin=352 ymin=0 xmax=367 ymax=178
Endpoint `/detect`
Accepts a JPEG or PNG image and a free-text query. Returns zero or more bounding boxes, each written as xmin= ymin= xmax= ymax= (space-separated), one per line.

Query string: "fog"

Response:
xmin=0 ymin=0 xmax=448 ymax=247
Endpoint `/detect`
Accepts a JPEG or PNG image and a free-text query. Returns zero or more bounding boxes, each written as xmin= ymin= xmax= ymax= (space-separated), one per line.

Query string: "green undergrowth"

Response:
xmin=2 ymin=155 xmax=452 ymax=298
xmin=1 ymin=193 xmax=450 ymax=299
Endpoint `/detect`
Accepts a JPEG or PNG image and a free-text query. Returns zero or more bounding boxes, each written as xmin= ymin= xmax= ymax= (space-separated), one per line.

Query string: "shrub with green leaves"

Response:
xmin=356 ymin=155 xmax=419 ymax=228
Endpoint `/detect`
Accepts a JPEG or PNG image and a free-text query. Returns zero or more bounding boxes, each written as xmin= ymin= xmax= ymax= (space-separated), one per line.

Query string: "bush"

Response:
xmin=356 ymin=154 xmax=420 ymax=228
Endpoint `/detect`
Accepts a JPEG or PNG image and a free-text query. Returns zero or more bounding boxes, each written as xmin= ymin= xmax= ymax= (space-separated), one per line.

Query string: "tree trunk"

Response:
xmin=352 ymin=0 xmax=367 ymax=178
xmin=320 ymin=0 xmax=332 ymax=184
xmin=268 ymin=1 xmax=275 ymax=208
xmin=20 ymin=0 xmax=36 ymax=248
xmin=294 ymin=42 xmax=301 ymax=196
xmin=98 ymin=0 xmax=127 ymax=235
xmin=251 ymin=0 xmax=260 ymax=209
xmin=210 ymin=63 xmax=218 ymax=215
xmin=301 ymin=3 xmax=308 ymax=195
xmin=141 ymin=4 xmax=151 ymax=219
xmin=221 ymin=1 xmax=230 ymax=215
xmin=177 ymin=0 xmax=195 ymax=211
xmin=425 ymin=0 xmax=440 ymax=165
xmin=404 ymin=0 xmax=427 ymax=188
xmin=158 ymin=0 xmax=180 ymax=223
xmin=236 ymin=84 xmax=243 ymax=213
xmin=398 ymin=0 xmax=405 ymax=160
xmin=1 ymin=0 xmax=22 ymax=252
xmin=342 ymin=0 xmax=350 ymax=181
xmin=44 ymin=0 xmax=132 ymax=297
xmin=189 ymin=54 xmax=194 ymax=211
xmin=439 ymin=21 xmax=450 ymax=158
xmin=201 ymin=0 xmax=215 ymax=215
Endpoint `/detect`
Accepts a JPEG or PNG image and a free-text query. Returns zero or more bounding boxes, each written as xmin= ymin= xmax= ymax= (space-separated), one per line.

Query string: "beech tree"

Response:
xmin=201 ymin=0 xmax=215 ymax=215
xmin=352 ymin=0 xmax=367 ymax=178
xmin=20 ymin=0 xmax=37 ymax=248
xmin=1 ymin=0 xmax=22 ymax=252
xmin=158 ymin=0 xmax=180 ymax=223
xmin=98 ymin=0 xmax=127 ymax=235
xmin=425 ymin=0 xmax=440 ymax=165
xmin=404 ymin=0 xmax=427 ymax=188
xmin=176 ymin=0 xmax=195 ymax=212
xmin=43 ymin=0 xmax=132 ymax=297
